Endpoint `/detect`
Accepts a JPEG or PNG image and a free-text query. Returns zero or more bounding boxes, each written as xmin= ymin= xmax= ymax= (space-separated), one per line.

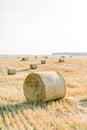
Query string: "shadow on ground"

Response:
xmin=0 ymin=98 xmax=65 ymax=115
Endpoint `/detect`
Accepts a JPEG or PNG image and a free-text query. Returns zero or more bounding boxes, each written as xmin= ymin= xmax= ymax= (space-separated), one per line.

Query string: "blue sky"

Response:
xmin=0 ymin=0 xmax=87 ymax=54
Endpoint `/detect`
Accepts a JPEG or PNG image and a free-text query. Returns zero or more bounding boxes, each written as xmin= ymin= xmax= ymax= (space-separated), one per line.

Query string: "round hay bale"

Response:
xmin=61 ymin=56 xmax=65 ymax=58
xmin=70 ymin=55 xmax=72 ymax=57
xmin=8 ymin=68 xmax=16 ymax=75
xmin=17 ymin=57 xmax=20 ymax=59
xmin=23 ymin=71 xmax=66 ymax=103
xmin=59 ymin=58 xmax=64 ymax=62
xmin=45 ymin=56 xmax=48 ymax=59
xmin=41 ymin=60 xmax=46 ymax=64
xmin=30 ymin=64 xmax=37 ymax=70
xmin=21 ymin=57 xmax=28 ymax=61
xmin=35 ymin=56 xmax=37 ymax=59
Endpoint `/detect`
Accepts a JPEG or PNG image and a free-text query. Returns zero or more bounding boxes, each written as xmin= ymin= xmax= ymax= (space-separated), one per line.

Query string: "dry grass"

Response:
xmin=0 ymin=56 xmax=87 ymax=130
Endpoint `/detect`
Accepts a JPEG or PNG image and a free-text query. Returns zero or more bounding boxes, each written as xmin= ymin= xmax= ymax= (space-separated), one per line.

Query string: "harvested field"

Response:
xmin=0 ymin=56 xmax=87 ymax=130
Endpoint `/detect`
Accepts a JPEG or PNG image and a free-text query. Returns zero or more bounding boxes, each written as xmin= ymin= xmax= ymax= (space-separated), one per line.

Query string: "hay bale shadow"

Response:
xmin=16 ymin=68 xmax=30 ymax=72
xmin=79 ymin=98 xmax=87 ymax=107
xmin=0 ymin=98 xmax=64 ymax=115
xmin=0 ymin=101 xmax=47 ymax=115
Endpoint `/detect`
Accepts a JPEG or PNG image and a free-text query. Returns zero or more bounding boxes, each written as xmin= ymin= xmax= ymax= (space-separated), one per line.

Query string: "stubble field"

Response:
xmin=0 ymin=55 xmax=87 ymax=130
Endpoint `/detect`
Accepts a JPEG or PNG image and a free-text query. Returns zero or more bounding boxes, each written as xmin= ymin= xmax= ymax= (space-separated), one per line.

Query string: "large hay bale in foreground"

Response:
xmin=41 ymin=59 xmax=46 ymax=64
xmin=23 ymin=71 xmax=66 ymax=103
xmin=30 ymin=64 xmax=37 ymax=69
xmin=8 ymin=69 xmax=16 ymax=75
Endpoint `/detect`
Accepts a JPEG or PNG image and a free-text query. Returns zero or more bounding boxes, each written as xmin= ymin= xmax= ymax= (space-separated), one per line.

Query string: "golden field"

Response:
xmin=0 ymin=55 xmax=87 ymax=130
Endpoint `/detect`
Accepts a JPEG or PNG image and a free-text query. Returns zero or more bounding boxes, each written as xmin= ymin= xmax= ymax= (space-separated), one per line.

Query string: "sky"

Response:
xmin=0 ymin=0 xmax=87 ymax=55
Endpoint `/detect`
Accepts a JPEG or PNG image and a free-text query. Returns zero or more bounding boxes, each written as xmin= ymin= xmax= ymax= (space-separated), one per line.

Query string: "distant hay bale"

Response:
xmin=45 ymin=56 xmax=48 ymax=59
xmin=70 ymin=55 xmax=72 ymax=57
xmin=41 ymin=60 xmax=46 ymax=64
xmin=17 ymin=57 xmax=20 ymax=59
xmin=61 ymin=56 xmax=65 ymax=58
xmin=59 ymin=58 xmax=64 ymax=63
xmin=30 ymin=64 xmax=37 ymax=69
xmin=23 ymin=71 xmax=66 ymax=103
xmin=21 ymin=57 xmax=28 ymax=61
xmin=35 ymin=56 xmax=37 ymax=59
xmin=8 ymin=69 xmax=16 ymax=75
